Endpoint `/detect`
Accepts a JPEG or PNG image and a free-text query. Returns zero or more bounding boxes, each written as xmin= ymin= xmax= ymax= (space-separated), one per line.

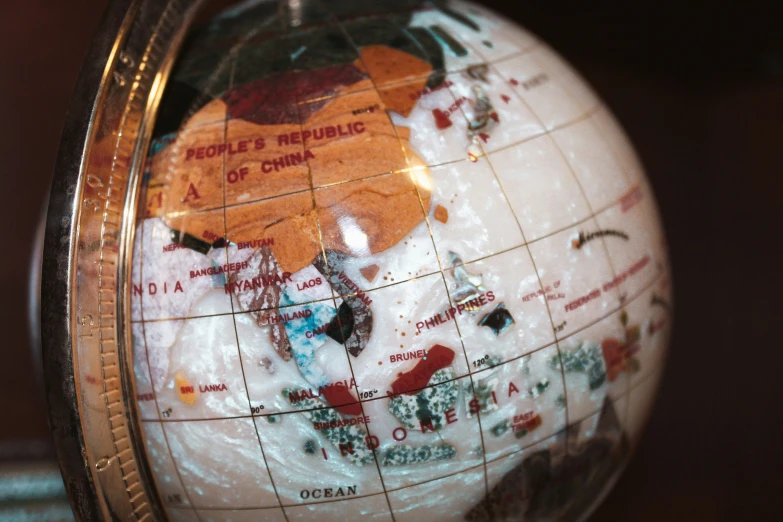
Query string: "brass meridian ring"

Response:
xmin=42 ymin=1 xmax=204 ymax=520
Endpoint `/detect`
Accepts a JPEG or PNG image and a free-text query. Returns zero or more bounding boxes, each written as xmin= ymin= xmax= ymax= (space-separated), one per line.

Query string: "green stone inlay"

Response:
xmin=283 ymin=389 xmax=374 ymax=466
xmin=382 ymin=443 xmax=457 ymax=466
xmin=389 ymin=369 xmax=458 ymax=431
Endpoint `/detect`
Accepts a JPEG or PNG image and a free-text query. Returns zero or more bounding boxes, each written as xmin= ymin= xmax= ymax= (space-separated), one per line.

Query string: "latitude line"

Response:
xmin=285 ymin=45 xmax=538 ymax=109
xmin=141 ymin=101 xmax=603 ymax=258
xmin=387 ymin=366 xmax=649 ymax=512
xmin=136 ymin=256 xmax=662 ymax=429
xmin=133 ymin=229 xmax=660 ymax=426
xmin=143 ymin=46 xmax=556 ymax=223
xmin=150 ymin=157 xmax=461 ymax=222
xmin=160 ymin=379 xmax=637 ymax=513
xmin=532 ymin=45 xmax=635 ymax=188
xmin=139 ymin=266 xmax=663 ymax=425
xmin=131 ymin=183 xmax=632 ymax=326
xmin=479 ymin=383 xmax=634 ymax=469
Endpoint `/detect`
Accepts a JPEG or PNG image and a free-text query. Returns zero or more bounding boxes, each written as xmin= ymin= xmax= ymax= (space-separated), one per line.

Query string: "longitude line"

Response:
xmin=534 ymin=48 xmax=650 ymax=438
xmin=527 ymin=51 xmax=635 ymax=431
xmin=221 ymin=56 xmax=290 ymax=522
xmin=338 ymin=15 xmax=502 ymax=517
xmin=266 ymin=3 xmax=399 ymax=516
xmin=523 ymin=54 xmax=624 ymax=284
xmin=290 ymin=33 xmax=383 ymax=513
xmin=409 ymin=61 xmax=505 ymax=514
xmin=441 ymin=60 xmax=575 ymax=500
xmin=457 ymin=60 xmax=575 ymax=474
xmin=133 ymin=12 xmax=284 ymax=517
xmin=136 ymin=216 xmax=202 ymax=520
xmin=325 ymin=10 xmax=407 ymax=520
xmin=533 ymin=49 xmax=634 ymax=188
xmin=283 ymin=18 xmax=396 ymax=522
xmin=513 ymin=51 xmax=634 ymax=439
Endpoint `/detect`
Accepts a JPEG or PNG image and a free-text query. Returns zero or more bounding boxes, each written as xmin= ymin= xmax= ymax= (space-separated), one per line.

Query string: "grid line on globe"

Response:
xmin=142 ymin=101 xmax=605 ymax=225
xmin=129 ymin=355 xmax=661 ymax=513
xmin=131 ymin=177 xmax=627 ymax=328
xmin=135 ymin=272 xmax=661 ymax=425
xmin=131 ymin=107 xmax=631 ymax=328
xmin=126 ymin=1 xmax=672 ymax=521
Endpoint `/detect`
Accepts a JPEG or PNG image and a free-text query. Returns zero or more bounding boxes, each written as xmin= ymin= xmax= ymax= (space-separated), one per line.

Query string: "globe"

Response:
xmin=128 ymin=1 xmax=673 ymax=520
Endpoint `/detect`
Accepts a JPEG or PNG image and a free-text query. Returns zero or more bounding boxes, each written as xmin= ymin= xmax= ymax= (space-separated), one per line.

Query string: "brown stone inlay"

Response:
xmin=360 ymin=264 xmax=380 ymax=282
xmin=148 ymin=46 xmax=435 ymax=274
xmin=434 ymin=204 xmax=449 ymax=223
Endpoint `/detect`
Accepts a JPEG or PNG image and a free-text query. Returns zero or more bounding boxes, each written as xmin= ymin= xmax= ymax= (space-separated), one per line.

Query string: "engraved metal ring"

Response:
xmin=42 ymin=1 xmax=203 ymax=519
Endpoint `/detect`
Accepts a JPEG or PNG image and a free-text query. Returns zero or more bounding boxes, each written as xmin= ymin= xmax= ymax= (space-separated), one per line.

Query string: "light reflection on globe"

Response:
xmin=130 ymin=1 xmax=672 ymax=520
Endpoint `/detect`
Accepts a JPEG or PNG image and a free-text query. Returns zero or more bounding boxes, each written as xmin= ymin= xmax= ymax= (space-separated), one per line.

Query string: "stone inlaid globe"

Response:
xmin=130 ymin=1 xmax=672 ymax=520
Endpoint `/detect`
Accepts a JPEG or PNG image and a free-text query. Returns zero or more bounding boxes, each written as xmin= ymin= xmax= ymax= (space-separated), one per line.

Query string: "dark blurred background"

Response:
xmin=1 ymin=0 xmax=782 ymax=520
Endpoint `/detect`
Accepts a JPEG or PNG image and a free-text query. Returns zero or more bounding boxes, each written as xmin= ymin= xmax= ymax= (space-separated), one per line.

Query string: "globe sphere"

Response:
xmin=131 ymin=1 xmax=672 ymax=520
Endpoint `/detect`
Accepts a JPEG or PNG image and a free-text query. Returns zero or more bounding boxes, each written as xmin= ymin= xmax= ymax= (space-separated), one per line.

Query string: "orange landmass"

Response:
xmin=147 ymin=45 xmax=434 ymax=273
xmin=434 ymin=204 xmax=449 ymax=223
xmin=175 ymin=371 xmax=197 ymax=406
xmin=360 ymin=264 xmax=380 ymax=282
xmin=355 ymin=45 xmax=432 ymax=117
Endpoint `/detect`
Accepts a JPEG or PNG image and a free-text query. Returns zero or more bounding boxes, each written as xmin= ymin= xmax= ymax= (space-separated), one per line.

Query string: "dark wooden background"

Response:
xmin=1 ymin=0 xmax=781 ymax=520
